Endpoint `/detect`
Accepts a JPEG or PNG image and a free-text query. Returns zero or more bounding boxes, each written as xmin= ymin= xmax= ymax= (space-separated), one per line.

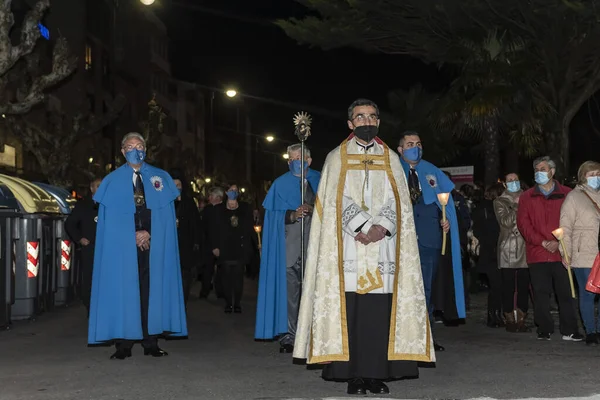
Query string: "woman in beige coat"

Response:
xmin=493 ymin=173 xmax=530 ymax=333
xmin=559 ymin=161 xmax=600 ymax=345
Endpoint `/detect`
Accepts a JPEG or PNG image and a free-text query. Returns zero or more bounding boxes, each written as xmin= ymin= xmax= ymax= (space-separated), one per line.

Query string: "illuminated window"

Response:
xmin=85 ymin=44 xmax=92 ymax=70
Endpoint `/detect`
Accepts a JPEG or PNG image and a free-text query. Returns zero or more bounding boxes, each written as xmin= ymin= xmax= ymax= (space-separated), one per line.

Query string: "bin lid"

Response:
xmin=0 ymin=174 xmax=61 ymax=214
xmin=33 ymin=182 xmax=76 ymax=214
xmin=0 ymin=183 xmax=21 ymax=211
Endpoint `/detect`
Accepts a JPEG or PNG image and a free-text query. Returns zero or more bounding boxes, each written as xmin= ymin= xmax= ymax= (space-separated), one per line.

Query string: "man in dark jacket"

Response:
xmin=170 ymin=169 xmax=201 ymax=307
xmin=200 ymin=187 xmax=225 ymax=298
xmin=65 ymin=177 xmax=102 ymax=317
xmin=517 ymin=156 xmax=582 ymax=341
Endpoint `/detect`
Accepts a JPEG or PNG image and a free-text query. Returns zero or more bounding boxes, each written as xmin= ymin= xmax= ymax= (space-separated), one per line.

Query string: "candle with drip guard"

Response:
xmin=552 ymin=228 xmax=576 ymax=298
xmin=254 ymin=225 xmax=262 ymax=252
xmin=437 ymin=193 xmax=450 ymax=256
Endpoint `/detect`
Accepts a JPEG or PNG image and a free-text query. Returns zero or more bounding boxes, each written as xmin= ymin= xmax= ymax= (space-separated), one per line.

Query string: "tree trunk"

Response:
xmin=560 ymin=123 xmax=571 ymax=180
xmin=483 ymin=116 xmax=500 ymax=186
xmin=503 ymin=142 xmax=519 ymax=176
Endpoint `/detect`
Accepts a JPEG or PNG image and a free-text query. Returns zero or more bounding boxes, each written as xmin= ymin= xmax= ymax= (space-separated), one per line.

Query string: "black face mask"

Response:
xmin=354 ymin=125 xmax=378 ymax=143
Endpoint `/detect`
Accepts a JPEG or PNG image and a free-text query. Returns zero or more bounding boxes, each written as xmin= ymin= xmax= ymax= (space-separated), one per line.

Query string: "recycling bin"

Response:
xmin=0 ymin=174 xmax=61 ymax=320
xmin=33 ymin=183 xmax=76 ymax=307
xmin=0 ymin=184 xmax=20 ymax=329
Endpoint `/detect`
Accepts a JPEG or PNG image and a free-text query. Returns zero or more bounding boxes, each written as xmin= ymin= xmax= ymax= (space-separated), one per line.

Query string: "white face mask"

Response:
xmin=587 ymin=176 xmax=600 ymax=190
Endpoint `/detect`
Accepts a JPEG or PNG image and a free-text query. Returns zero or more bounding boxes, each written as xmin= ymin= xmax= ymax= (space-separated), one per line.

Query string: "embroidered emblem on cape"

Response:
xmin=150 ymin=176 xmax=163 ymax=191
xmin=230 ymin=215 xmax=239 ymax=227
xmin=426 ymin=174 xmax=437 ymax=188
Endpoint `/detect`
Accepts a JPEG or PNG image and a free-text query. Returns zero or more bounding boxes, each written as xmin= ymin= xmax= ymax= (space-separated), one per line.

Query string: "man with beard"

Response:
xmin=397 ymin=130 xmax=466 ymax=351
xmin=170 ymin=169 xmax=201 ymax=307
xmin=65 ymin=177 xmax=102 ymax=318
xmin=294 ymin=99 xmax=433 ymax=395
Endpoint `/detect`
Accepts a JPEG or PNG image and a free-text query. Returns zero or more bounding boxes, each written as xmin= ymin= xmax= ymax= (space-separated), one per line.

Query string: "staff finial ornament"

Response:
xmin=293 ymin=111 xmax=312 ymax=142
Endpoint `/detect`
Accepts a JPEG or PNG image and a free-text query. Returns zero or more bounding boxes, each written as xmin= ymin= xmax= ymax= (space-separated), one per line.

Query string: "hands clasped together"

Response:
xmin=136 ymin=230 xmax=151 ymax=251
xmin=355 ymin=225 xmax=388 ymax=245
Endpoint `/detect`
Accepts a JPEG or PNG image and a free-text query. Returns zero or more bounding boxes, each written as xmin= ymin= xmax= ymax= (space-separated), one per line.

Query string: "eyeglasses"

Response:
xmin=352 ymin=113 xmax=379 ymax=123
xmin=123 ymin=143 xmax=145 ymax=151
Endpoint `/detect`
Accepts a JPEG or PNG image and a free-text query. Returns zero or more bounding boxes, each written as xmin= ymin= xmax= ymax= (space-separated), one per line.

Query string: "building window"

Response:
xmin=85 ymin=43 xmax=93 ymax=71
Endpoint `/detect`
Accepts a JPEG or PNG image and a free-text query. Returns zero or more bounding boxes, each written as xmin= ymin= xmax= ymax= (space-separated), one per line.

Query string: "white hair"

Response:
xmin=533 ymin=156 xmax=556 ymax=171
xmin=208 ymin=187 xmax=224 ymax=199
xmin=121 ymin=132 xmax=146 ymax=148
xmin=287 ymin=143 xmax=311 ymax=158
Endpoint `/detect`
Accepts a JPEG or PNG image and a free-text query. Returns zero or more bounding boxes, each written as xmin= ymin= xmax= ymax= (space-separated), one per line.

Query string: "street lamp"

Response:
xmin=265 ymin=135 xmax=275 ymax=142
xmin=240 ymin=188 xmax=246 ymax=193
xmin=88 ymin=157 xmax=94 ymax=163
xmin=205 ymin=177 xmax=211 ymax=183
xmin=282 ymin=153 xmax=289 ymax=160
xmin=139 ymin=0 xmax=155 ymax=5
xmin=225 ymin=89 xmax=237 ymax=98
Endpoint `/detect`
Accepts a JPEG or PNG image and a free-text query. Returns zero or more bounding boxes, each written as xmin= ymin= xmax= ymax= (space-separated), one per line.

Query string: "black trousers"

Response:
xmin=486 ymin=267 xmax=502 ymax=313
xmin=529 ymin=262 xmax=578 ymax=335
xmin=201 ymin=260 xmax=224 ymax=297
xmin=79 ymin=246 xmax=95 ymax=315
xmin=181 ymin=265 xmax=193 ymax=306
xmin=116 ymin=248 xmax=158 ymax=350
xmin=501 ymin=269 xmax=530 ymax=313
xmin=322 ymin=293 xmax=418 ymax=381
xmin=220 ymin=261 xmax=244 ymax=307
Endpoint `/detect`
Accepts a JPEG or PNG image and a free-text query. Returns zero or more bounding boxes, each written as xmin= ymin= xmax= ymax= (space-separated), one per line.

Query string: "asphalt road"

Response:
xmin=1 ymin=280 xmax=599 ymax=400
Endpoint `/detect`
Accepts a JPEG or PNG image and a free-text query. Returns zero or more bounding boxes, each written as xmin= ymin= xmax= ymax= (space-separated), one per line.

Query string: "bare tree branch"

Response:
xmin=0 ymin=0 xmax=76 ymax=115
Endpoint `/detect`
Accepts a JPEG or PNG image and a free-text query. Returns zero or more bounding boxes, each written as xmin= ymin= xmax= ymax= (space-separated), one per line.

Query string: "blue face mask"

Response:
xmin=125 ymin=149 xmax=146 ymax=165
xmin=226 ymin=190 xmax=239 ymax=200
xmin=403 ymin=147 xmax=422 ymax=163
xmin=289 ymin=160 xmax=308 ymax=176
xmin=587 ymin=176 xmax=600 ymax=190
xmin=534 ymin=171 xmax=550 ymax=185
xmin=506 ymin=181 xmax=521 ymax=193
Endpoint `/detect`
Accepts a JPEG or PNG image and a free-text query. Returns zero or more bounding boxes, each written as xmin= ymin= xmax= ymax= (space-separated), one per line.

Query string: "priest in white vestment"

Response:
xmin=293 ymin=99 xmax=434 ymax=396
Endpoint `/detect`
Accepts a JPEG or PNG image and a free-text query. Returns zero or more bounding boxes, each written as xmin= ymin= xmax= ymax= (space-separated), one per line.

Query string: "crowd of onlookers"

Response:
xmin=455 ymin=157 xmax=600 ymax=344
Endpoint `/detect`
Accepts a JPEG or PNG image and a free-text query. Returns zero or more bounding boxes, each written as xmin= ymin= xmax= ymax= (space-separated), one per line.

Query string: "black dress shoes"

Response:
xmin=110 ymin=348 xmax=132 ymax=360
xmin=234 ymin=306 xmax=242 ymax=314
xmin=144 ymin=347 xmax=169 ymax=357
xmin=279 ymin=344 xmax=294 ymax=353
xmin=224 ymin=306 xmax=233 ymax=314
xmin=347 ymin=378 xmax=367 ymax=395
xmin=366 ymin=379 xmax=390 ymax=394
xmin=434 ymin=341 xmax=445 ymax=351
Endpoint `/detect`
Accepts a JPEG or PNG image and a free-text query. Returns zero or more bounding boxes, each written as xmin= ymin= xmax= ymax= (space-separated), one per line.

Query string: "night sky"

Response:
xmin=161 ymin=0 xmax=446 ymax=173
xmin=159 ymin=0 xmax=597 ymax=182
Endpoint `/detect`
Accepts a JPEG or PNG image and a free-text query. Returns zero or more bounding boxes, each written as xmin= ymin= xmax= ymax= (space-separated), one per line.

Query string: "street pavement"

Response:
xmin=1 ymin=280 xmax=600 ymax=400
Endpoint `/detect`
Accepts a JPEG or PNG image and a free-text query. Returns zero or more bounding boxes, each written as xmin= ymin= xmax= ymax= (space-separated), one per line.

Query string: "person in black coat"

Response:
xmin=209 ymin=184 xmax=254 ymax=313
xmin=170 ymin=169 xmax=201 ymax=307
xmin=472 ymin=183 xmax=504 ymax=327
xmin=200 ymin=187 xmax=225 ymax=299
xmin=65 ymin=177 xmax=102 ymax=317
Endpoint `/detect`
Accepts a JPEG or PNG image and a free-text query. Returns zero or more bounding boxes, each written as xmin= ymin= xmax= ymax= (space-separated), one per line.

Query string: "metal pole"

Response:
xmin=208 ymin=91 xmax=215 ymax=175
xmin=300 ymin=142 xmax=305 ymax=281
xmin=245 ymin=113 xmax=252 ymax=185
xmin=293 ymin=112 xmax=312 ymax=282
xmin=110 ymin=0 xmax=119 ymax=171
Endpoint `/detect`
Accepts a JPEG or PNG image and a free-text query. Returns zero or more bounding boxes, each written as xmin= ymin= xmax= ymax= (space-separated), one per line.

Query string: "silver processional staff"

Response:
xmin=293 ymin=111 xmax=312 ymax=281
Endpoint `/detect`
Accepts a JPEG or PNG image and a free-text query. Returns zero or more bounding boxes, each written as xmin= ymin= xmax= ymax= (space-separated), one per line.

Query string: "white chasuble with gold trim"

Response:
xmin=293 ymin=136 xmax=435 ymax=364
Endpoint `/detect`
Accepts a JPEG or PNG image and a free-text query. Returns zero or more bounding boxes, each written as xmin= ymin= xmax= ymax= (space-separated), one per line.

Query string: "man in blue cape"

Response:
xmin=397 ymin=130 xmax=465 ymax=351
xmin=88 ymin=132 xmax=187 ymax=360
xmin=255 ymin=143 xmax=320 ymax=353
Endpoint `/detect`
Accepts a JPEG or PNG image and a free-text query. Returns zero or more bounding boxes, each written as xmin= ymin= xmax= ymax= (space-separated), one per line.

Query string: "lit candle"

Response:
xmin=552 ymin=227 xmax=576 ymax=298
xmin=437 ymin=193 xmax=450 ymax=255
xmin=254 ymin=225 xmax=262 ymax=251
